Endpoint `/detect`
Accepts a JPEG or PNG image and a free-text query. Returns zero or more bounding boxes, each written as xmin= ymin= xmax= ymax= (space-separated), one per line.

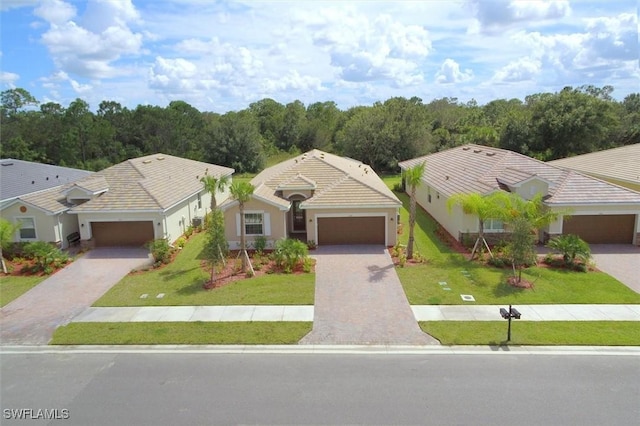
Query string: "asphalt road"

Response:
xmin=1 ymin=349 xmax=638 ymax=425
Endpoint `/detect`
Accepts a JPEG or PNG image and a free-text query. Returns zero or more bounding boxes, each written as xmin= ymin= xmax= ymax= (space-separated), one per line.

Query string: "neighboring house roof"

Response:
xmin=548 ymin=144 xmax=640 ymax=189
xmin=221 ymin=149 xmax=401 ymax=210
xmin=398 ymin=144 xmax=640 ymax=206
xmin=68 ymin=154 xmax=234 ymax=213
xmin=0 ymin=158 xmax=92 ymax=203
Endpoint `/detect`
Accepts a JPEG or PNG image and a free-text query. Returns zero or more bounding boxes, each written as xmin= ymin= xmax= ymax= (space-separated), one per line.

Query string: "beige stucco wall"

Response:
xmin=307 ymin=207 xmax=399 ymax=246
xmin=223 ymin=199 xmax=287 ymax=250
xmin=1 ymin=203 xmax=60 ymax=245
xmin=412 ymin=183 xmax=468 ymax=241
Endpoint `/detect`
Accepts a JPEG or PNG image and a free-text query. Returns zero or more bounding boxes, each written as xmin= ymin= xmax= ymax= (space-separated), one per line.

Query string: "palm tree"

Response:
xmin=200 ymin=174 xmax=230 ymax=212
xmin=0 ymin=218 xmax=20 ymax=274
xmin=402 ymin=162 xmax=425 ymax=259
xmin=447 ymin=191 xmax=507 ymax=260
xmin=499 ymin=193 xmax=565 ymax=283
xmin=230 ymin=181 xmax=255 ymax=271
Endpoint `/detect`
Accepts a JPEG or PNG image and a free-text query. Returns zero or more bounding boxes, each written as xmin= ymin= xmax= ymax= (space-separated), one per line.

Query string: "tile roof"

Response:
xmin=0 ymin=158 xmax=92 ymax=202
xmin=66 ymin=154 xmax=234 ymax=213
xmin=247 ymin=150 xmax=400 ymax=209
xmin=548 ymin=143 xmax=640 ymax=188
xmin=399 ymin=144 xmax=640 ymax=205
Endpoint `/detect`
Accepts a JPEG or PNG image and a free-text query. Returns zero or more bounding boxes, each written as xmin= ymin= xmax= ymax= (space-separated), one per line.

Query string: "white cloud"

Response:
xmin=307 ymin=9 xmax=431 ymax=86
xmin=260 ymin=70 xmax=322 ymax=93
xmin=468 ymin=0 xmax=571 ymax=34
xmin=435 ymin=59 xmax=473 ymax=84
xmin=35 ymin=0 xmax=144 ymax=79
xmin=1 ymin=71 xmax=20 ymax=86
xmin=39 ymin=70 xmax=93 ymax=94
xmin=492 ymin=57 xmax=542 ymax=82
xmin=34 ymin=0 xmax=76 ymax=26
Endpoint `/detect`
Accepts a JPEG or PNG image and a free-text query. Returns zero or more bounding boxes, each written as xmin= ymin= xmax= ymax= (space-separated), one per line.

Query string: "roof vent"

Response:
xmin=462 ymin=147 xmax=470 ymax=151
xmin=32 ymin=180 xmax=35 ymax=184
xmin=1 ymin=162 xmax=13 ymax=166
xmin=486 ymin=152 xmax=496 ymax=157
xmin=157 ymin=156 xmax=165 ymax=161
xmin=142 ymin=160 xmax=152 ymax=164
xmin=473 ymin=149 xmax=482 ymax=153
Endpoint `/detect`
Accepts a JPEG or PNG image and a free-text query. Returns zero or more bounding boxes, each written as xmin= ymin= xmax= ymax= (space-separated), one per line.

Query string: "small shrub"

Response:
xmin=306 ymin=240 xmax=317 ymax=250
xmin=147 ymin=239 xmax=172 ymax=264
xmin=392 ymin=182 xmax=404 ymax=192
xmin=412 ymin=251 xmax=426 ymax=263
xmin=23 ymin=241 xmax=69 ymax=274
xmin=233 ymin=258 xmax=243 ymax=274
xmin=175 ymin=237 xmax=187 ymax=249
xmin=398 ymin=253 xmax=407 ymax=268
xmin=253 ymin=236 xmax=268 ymax=254
xmin=487 ymin=256 xmax=506 ymax=268
xmin=573 ymin=263 xmax=588 ymax=273
xmin=184 ymin=226 xmax=194 ymax=238
xmin=274 ymin=238 xmax=309 ymax=273
xmin=302 ymin=257 xmax=313 ymax=273
xmin=546 ymin=234 xmax=591 ymax=267
xmin=246 ymin=268 xmax=254 ymax=278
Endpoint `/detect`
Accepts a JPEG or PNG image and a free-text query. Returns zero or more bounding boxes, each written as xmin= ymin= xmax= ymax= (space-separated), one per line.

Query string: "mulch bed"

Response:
xmin=203 ymin=251 xmax=315 ymax=290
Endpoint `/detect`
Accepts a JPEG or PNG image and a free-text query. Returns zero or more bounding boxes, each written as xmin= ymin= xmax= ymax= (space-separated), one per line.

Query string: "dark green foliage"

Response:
xmin=1 ymin=86 xmax=637 ymax=174
xmin=147 ymin=239 xmax=173 ymax=265
xmin=273 ymin=238 xmax=309 ymax=273
xmin=23 ymin=241 xmax=69 ymax=274
xmin=546 ymin=234 xmax=591 ymax=267
xmin=252 ymin=236 xmax=268 ymax=254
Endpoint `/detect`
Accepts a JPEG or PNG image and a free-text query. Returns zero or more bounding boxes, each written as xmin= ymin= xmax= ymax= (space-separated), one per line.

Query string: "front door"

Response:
xmin=292 ymin=200 xmax=306 ymax=232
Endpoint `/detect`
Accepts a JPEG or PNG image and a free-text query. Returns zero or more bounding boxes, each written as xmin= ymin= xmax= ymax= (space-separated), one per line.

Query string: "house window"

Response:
xmin=485 ymin=218 xmax=504 ymax=232
xmin=245 ymin=213 xmax=264 ymax=235
xmin=197 ymin=193 xmax=202 ymax=209
xmin=17 ymin=217 xmax=36 ymax=239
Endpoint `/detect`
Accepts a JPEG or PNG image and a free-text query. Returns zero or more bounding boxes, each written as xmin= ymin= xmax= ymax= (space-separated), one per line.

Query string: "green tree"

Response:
xmin=447 ymin=191 xmax=508 ymax=260
xmin=200 ymin=174 xmax=230 ymax=212
xmin=1 ymin=88 xmax=38 ymax=117
xmin=0 ymin=218 xmax=20 ymax=274
xmin=500 ymin=193 xmax=562 ymax=283
xmin=204 ymin=209 xmax=229 ymax=286
xmin=403 ymin=162 xmax=426 ymax=260
xmin=230 ymin=181 xmax=255 ymax=271
xmin=205 ymin=111 xmax=265 ymax=173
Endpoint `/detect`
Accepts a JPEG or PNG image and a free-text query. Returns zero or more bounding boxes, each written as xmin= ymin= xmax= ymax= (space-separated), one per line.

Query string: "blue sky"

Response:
xmin=1 ymin=0 xmax=638 ymax=113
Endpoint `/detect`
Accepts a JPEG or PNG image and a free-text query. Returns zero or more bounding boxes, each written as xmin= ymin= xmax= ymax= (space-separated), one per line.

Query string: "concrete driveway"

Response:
xmin=590 ymin=245 xmax=640 ymax=294
xmin=300 ymin=245 xmax=439 ymax=345
xmin=0 ymin=247 xmax=152 ymax=345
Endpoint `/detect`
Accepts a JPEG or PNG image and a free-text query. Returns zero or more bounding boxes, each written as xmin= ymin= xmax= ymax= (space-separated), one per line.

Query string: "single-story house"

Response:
xmin=399 ymin=144 xmax=640 ymax=246
xmin=1 ymin=154 xmax=233 ymax=248
xmin=1 ymin=158 xmax=92 ymax=245
xmin=548 ymin=143 xmax=640 ymax=193
xmin=220 ymin=149 xmax=401 ymax=248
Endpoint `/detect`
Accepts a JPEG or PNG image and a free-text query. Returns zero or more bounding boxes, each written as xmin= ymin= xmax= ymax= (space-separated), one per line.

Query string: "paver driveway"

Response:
xmin=300 ymin=245 xmax=439 ymax=345
xmin=0 ymin=247 xmax=152 ymax=345
xmin=590 ymin=245 xmax=640 ymax=294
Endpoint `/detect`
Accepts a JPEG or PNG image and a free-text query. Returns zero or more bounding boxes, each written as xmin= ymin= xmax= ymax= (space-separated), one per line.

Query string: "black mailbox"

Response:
xmin=499 ymin=305 xmax=522 ymax=341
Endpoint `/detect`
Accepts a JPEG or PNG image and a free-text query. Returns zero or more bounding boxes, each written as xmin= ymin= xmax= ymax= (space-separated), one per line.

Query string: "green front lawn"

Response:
xmin=422 ymin=321 xmax=640 ymax=346
xmin=0 ymin=275 xmax=46 ymax=307
xmin=392 ymin=191 xmax=640 ymax=305
xmin=95 ymin=232 xmax=314 ymax=307
xmin=51 ymin=322 xmax=312 ymax=345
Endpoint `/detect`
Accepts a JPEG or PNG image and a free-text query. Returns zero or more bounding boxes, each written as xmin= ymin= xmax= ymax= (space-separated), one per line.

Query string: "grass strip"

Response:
xmin=51 ymin=322 xmax=312 ymax=345
xmin=95 ymin=231 xmax=315 ymax=307
xmin=421 ymin=321 xmax=640 ymax=346
xmin=0 ymin=275 xmax=46 ymax=307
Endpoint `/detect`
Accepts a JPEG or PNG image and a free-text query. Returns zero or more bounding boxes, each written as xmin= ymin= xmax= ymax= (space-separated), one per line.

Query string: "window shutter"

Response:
xmin=236 ymin=213 xmax=241 ymax=236
xmin=264 ymin=213 xmax=271 ymax=236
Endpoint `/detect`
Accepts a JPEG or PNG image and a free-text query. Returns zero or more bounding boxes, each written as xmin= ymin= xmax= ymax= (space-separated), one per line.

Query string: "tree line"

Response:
xmin=1 ymin=85 xmax=638 ymax=174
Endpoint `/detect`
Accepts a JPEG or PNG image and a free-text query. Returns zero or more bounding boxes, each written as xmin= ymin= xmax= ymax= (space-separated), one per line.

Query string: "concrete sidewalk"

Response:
xmin=71 ymin=304 xmax=640 ymax=323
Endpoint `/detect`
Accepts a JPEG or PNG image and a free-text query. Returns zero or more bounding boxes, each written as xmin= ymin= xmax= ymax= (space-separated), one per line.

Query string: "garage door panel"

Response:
xmin=562 ymin=215 xmax=634 ymax=244
xmin=91 ymin=221 xmax=155 ymax=247
xmin=318 ymin=217 xmax=385 ymax=245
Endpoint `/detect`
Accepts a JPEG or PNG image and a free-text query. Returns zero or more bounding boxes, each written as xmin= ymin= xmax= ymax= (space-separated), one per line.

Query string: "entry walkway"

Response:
xmin=71 ymin=304 xmax=640 ymax=323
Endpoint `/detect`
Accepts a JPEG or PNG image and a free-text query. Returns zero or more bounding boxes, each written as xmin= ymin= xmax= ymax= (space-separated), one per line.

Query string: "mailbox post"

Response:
xmin=499 ymin=304 xmax=521 ymax=341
